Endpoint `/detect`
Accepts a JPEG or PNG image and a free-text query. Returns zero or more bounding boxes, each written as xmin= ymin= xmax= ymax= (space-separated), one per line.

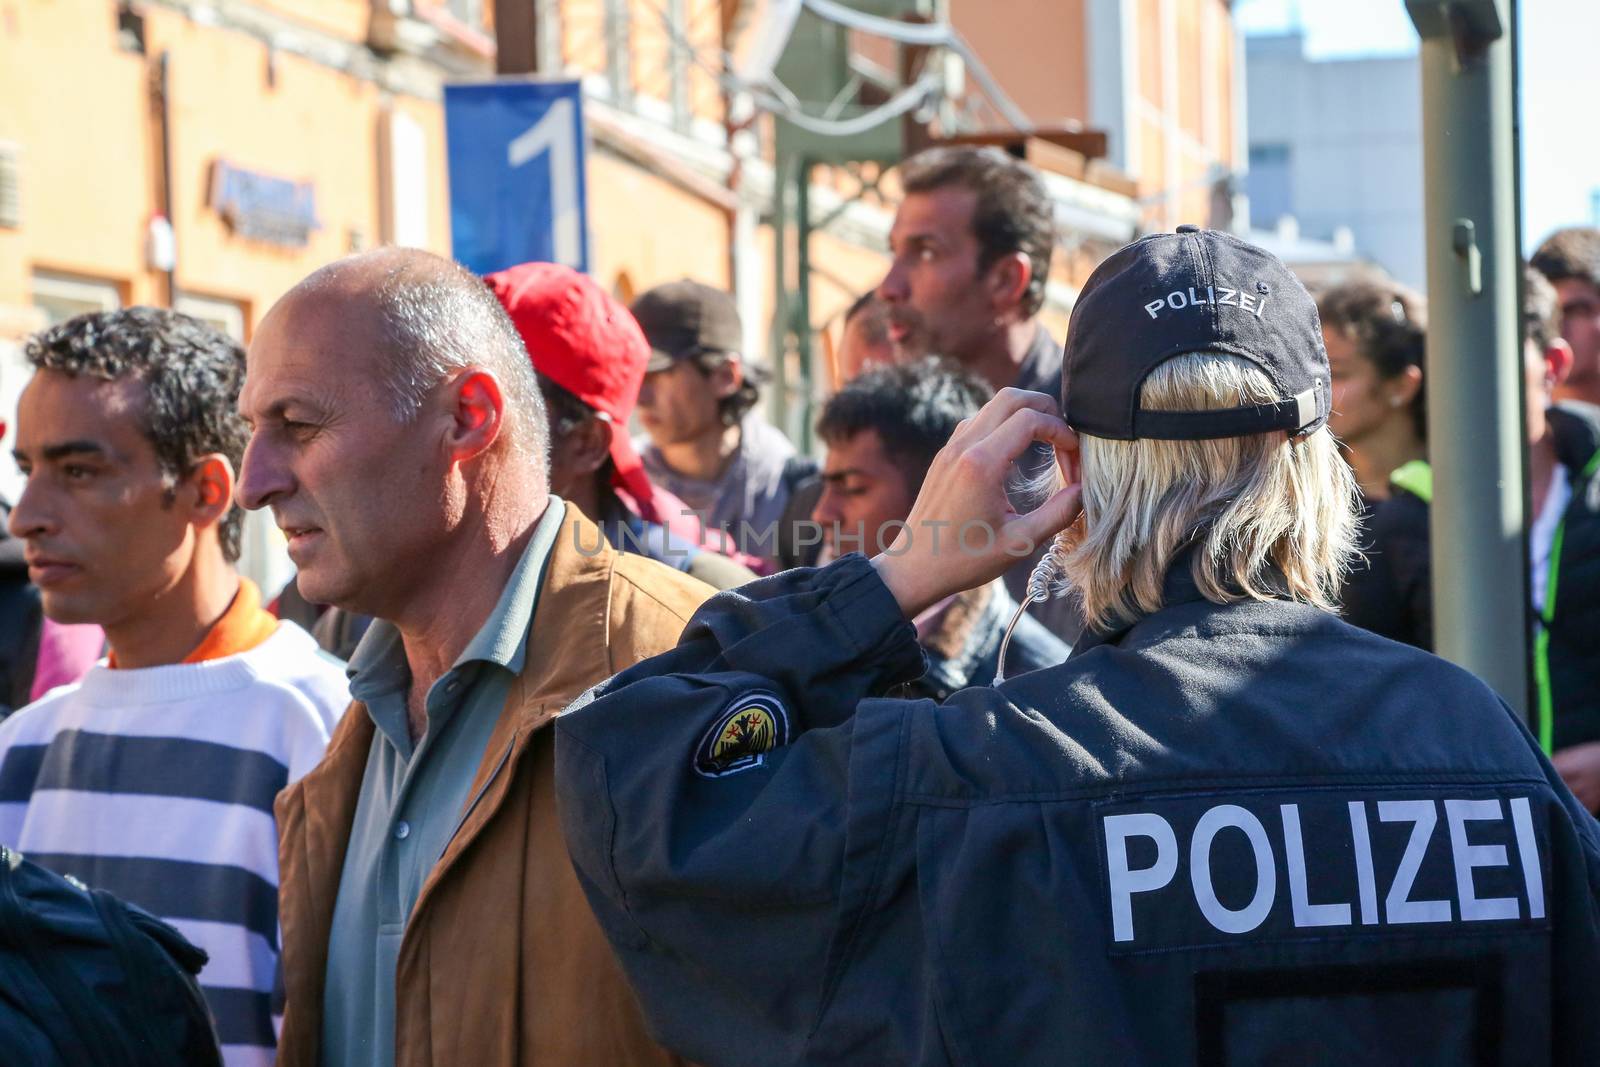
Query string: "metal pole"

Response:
xmin=153 ymin=51 xmax=179 ymax=308
xmin=794 ymin=157 xmax=814 ymax=453
xmin=768 ymin=152 xmax=791 ymax=436
xmin=1406 ymin=0 xmax=1528 ymax=719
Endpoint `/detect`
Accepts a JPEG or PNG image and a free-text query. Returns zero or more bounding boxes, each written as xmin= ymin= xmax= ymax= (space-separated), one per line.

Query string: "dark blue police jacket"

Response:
xmin=554 ymin=554 xmax=1600 ymax=1066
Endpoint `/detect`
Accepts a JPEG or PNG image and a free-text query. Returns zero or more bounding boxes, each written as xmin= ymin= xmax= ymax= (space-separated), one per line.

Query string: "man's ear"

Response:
xmin=709 ymin=358 xmax=745 ymax=400
xmin=985 ymin=252 xmax=1033 ymax=316
xmin=1547 ymin=338 xmax=1575 ymax=388
xmin=567 ymin=415 xmax=613 ymax=477
xmin=187 ymin=454 xmax=237 ymax=530
xmin=445 ymin=368 xmax=507 ymax=462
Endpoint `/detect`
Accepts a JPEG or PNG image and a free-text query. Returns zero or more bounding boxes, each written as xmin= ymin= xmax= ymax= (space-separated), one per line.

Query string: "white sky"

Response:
xmin=1235 ymin=0 xmax=1600 ymax=251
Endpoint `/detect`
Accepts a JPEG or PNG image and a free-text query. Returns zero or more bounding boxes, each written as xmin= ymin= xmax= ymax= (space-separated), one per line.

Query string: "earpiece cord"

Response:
xmin=994 ymin=539 xmax=1070 ymax=684
xmin=993 ymin=591 xmax=1039 ymax=685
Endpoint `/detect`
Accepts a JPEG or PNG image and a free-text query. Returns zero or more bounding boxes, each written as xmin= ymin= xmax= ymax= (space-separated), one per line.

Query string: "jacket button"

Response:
xmin=394 ymin=820 xmax=411 ymax=840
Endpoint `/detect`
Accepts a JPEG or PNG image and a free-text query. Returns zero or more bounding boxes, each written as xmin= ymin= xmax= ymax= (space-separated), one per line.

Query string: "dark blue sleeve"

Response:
xmin=554 ymin=555 xmax=927 ymax=1064
xmin=1507 ymin=700 xmax=1600 ymax=1064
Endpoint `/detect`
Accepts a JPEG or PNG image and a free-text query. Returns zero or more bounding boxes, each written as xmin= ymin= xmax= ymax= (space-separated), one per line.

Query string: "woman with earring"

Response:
xmin=1320 ymin=279 xmax=1433 ymax=646
xmin=1318 ymin=280 xmax=1428 ymax=501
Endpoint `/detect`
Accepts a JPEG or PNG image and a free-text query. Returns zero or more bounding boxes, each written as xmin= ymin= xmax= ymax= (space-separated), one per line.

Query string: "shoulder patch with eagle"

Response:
xmin=693 ymin=691 xmax=790 ymax=778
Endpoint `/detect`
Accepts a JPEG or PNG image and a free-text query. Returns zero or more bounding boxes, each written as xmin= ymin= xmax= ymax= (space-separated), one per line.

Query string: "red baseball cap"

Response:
xmin=484 ymin=262 xmax=660 ymax=519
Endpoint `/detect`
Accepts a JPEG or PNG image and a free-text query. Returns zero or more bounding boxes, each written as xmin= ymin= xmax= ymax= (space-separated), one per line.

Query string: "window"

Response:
xmin=537 ymin=0 xmax=564 ymax=74
xmin=31 ymin=271 xmax=120 ymax=329
xmin=0 ymin=143 xmax=19 ymax=230
xmin=604 ymin=0 xmax=633 ymax=105
xmin=1249 ymin=144 xmax=1289 ymax=167
xmin=116 ymin=2 xmax=147 ymax=55
xmin=174 ymin=294 xmax=247 ymax=341
xmin=445 ymin=0 xmax=483 ymax=28
xmin=667 ymin=0 xmax=690 ymax=132
xmin=381 ymin=109 xmax=431 ymax=249
xmin=1246 ymin=143 xmax=1293 ymax=230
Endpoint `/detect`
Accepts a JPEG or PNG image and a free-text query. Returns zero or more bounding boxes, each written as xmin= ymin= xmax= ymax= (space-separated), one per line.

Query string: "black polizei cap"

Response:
xmin=1061 ymin=225 xmax=1330 ymax=440
xmin=630 ymin=279 xmax=744 ymax=373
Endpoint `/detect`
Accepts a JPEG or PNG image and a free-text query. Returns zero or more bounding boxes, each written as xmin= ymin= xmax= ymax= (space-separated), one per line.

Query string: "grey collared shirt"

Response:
xmin=320 ymin=499 xmax=566 ymax=1067
xmin=639 ymin=414 xmax=800 ymax=566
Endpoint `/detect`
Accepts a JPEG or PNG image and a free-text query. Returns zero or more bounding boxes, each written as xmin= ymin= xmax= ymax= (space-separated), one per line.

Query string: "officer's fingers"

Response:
xmin=964 ymin=387 xmax=1061 ymax=440
xmin=970 ymin=407 xmax=1078 ymax=474
xmin=1005 ymin=480 xmax=1083 ymax=554
xmin=943 ymin=416 xmax=978 ymax=455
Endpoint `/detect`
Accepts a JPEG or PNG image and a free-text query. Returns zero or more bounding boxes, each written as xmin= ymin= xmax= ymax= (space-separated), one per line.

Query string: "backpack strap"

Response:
xmin=90 ymin=890 xmax=222 ymax=1067
xmin=1389 ymin=459 xmax=1434 ymax=505
xmin=0 ymin=852 xmax=126 ymax=1067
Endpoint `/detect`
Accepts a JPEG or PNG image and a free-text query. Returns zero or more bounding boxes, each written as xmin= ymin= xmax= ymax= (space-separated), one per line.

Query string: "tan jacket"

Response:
xmin=275 ymin=509 xmax=712 ymax=1066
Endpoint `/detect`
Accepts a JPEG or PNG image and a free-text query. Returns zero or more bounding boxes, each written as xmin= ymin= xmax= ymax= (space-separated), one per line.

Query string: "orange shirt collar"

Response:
xmin=108 ymin=578 xmax=280 ymax=668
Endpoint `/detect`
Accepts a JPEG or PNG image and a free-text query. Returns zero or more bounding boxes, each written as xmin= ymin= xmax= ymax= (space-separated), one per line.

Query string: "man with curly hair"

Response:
xmin=1532 ymin=226 xmax=1600 ymax=406
xmin=632 ymin=279 xmax=814 ymax=571
xmin=811 ymin=358 xmax=1066 ymax=695
xmin=0 ymin=308 xmax=349 ymax=1067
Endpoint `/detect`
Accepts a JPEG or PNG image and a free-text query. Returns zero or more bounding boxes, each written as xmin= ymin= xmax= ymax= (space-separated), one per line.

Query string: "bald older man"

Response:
xmin=238 ymin=248 xmax=709 ymax=1067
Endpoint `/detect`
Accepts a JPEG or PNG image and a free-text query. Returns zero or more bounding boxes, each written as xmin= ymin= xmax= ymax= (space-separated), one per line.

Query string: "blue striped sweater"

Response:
xmin=0 ymin=622 xmax=348 ymax=1067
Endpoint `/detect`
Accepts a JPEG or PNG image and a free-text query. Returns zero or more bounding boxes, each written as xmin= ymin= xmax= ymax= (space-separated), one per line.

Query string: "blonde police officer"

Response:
xmin=555 ymin=228 xmax=1600 ymax=1066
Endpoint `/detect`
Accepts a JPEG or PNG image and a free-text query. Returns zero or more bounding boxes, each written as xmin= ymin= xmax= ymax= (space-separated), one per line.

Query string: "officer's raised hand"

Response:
xmin=872 ymin=386 xmax=1081 ymax=619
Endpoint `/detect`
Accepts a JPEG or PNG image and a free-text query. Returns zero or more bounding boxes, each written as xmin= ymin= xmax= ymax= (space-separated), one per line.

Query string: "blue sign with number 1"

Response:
xmin=443 ymin=79 xmax=590 ymax=276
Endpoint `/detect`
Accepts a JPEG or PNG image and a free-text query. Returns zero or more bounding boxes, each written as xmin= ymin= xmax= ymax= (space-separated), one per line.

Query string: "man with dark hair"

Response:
xmin=0 ymin=498 xmax=101 ymax=719
xmin=835 ymin=290 xmax=900 ymax=382
xmin=1532 ymin=226 xmax=1600 ymax=406
xmin=813 ymin=359 xmax=1066 ymax=695
xmin=0 ymin=358 xmax=104 ymax=714
xmin=484 ymin=262 xmax=757 ymax=589
xmin=243 ymin=248 xmax=709 ymax=1067
xmin=0 ymin=307 xmax=348 ymax=1067
xmin=880 ymin=145 xmax=1075 ymax=639
xmin=1341 ymin=266 xmax=1600 ymax=810
xmin=632 ymin=279 xmax=814 ymax=570
xmin=879 ymin=145 xmax=1057 ymax=395
xmin=771 ymin=290 xmax=902 ymax=573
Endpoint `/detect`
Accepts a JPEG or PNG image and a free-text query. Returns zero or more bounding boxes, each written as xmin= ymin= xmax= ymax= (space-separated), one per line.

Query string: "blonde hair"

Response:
xmin=1059 ymin=351 xmax=1358 ymax=632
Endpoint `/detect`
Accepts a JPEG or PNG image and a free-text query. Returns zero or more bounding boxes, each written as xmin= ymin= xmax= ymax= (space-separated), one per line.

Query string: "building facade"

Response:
xmin=1 ymin=0 xmax=1243 ymax=579
xmin=0 ymin=0 xmax=478 ymax=590
xmin=1244 ymin=32 xmax=1424 ymax=287
xmin=956 ymin=0 xmax=1244 ymax=232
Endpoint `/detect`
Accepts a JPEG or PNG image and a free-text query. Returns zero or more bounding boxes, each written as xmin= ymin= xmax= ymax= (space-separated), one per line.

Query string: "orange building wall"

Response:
xmin=628 ymin=0 xmax=676 ymax=104
xmin=251 ymin=0 xmax=371 ymax=42
xmin=0 ymin=0 xmax=453 ymax=341
xmin=1138 ymin=0 xmax=1164 ymax=108
xmin=1177 ymin=0 xmax=1203 ymax=139
xmin=941 ymin=0 xmax=1237 ymax=234
xmin=0 ymin=0 xmax=154 ymax=308
xmin=1208 ymin=0 xmax=1236 ymax=170
xmin=1129 ymin=0 xmax=1238 ymax=230
xmin=950 ymin=0 xmax=1089 ymax=126
xmin=561 ymin=0 xmax=609 ymax=75
xmin=588 ymin=151 xmax=732 ymax=293
xmin=686 ymin=0 xmax=725 ymax=124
